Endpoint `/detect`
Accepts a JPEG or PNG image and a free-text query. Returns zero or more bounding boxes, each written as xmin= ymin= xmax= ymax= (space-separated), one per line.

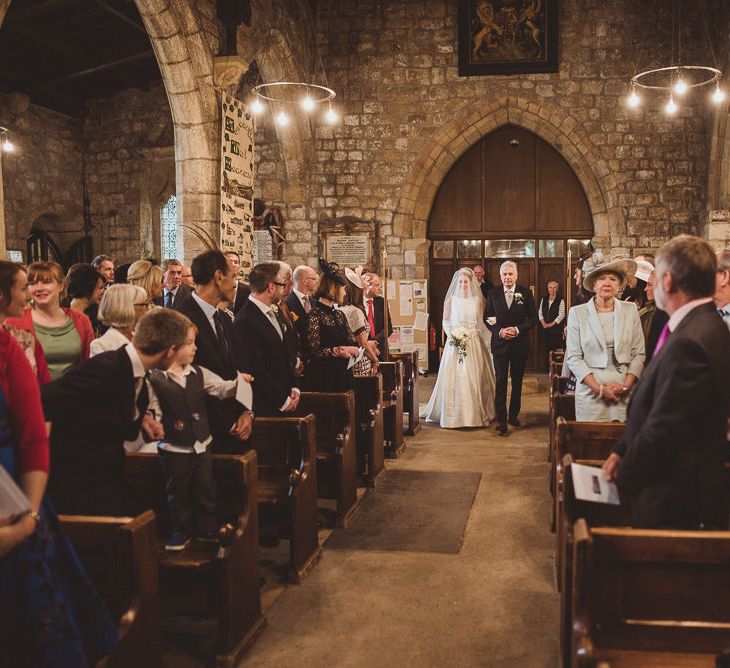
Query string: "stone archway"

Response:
xmin=394 ymin=96 xmax=620 ymax=276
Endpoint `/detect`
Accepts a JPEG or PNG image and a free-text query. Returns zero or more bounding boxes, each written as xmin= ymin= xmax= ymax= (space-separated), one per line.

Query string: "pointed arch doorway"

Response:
xmin=428 ymin=124 xmax=594 ymax=371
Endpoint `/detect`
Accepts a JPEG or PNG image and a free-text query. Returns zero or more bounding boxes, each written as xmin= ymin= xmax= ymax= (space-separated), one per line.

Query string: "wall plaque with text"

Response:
xmin=326 ymin=235 xmax=370 ymax=265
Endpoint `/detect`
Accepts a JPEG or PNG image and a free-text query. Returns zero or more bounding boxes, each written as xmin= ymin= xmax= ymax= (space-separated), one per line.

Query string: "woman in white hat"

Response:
xmin=565 ymin=258 xmax=646 ymax=422
xmin=341 ymin=266 xmax=379 ymax=374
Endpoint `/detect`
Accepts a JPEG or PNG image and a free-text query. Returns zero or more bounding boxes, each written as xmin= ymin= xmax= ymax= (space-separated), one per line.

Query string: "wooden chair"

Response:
xmin=390 ymin=350 xmax=421 ymax=436
xmin=125 ymin=451 xmax=265 ymax=667
xmin=556 ymin=455 xmax=632 ymax=667
xmin=552 ymin=418 xmax=624 ymax=534
xmin=571 ymin=518 xmax=730 ymax=667
xmin=298 ymin=391 xmax=362 ymax=527
xmin=60 ymin=510 xmax=160 ymax=668
xmin=352 ymin=374 xmax=386 ymax=486
xmin=249 ymin=415 xmax=323 ymax=582
xmin=379 ymin=360 xmax=406 ymax=458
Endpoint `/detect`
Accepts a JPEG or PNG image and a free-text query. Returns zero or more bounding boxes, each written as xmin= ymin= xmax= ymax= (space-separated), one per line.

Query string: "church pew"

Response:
xmin=248 ymin=415 xmax=323 ymax=582
xmin=124 ymin=451 xmax=265 ymax=667
xmin=548 ymin=373 xmax=575 ymax=463
xmin=297 ymin=391 xmax=362 ymax=528
xmin=60 ymin=510 xmax=160 ymax=668
xmin=556 ymin=455 xmax=633 ymax=667
xmin=352 ymin=374 xmax=386 ymax=486
xmin=549 ymin=349 xmax=565 ymax=379
xmin=552 ymin=418 xmax=624 ymax=534
xmin=571 ymin=518 xmax=730 ymax=667
xmin=379 ymin=360 xmax=406 ymax=458
xmin=390 ymin=350 xmax=421 ymax=436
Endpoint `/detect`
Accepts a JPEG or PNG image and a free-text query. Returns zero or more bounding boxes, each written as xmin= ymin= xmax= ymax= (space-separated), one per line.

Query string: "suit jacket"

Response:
xmin=153 ymin=283 xmax=192 ymax=309
xmin=612 ymin=302 xmax=730 ymax=529
xmin=234 ymin=299 xmax=297 ymax=416
xmin=284 ymin=290 xmax=313 ymax=357
xmin=478 ymin=279 xmax=492 ymax=303
xmin=232 ymin=282 xmax=250 ymax=315
xmin=176 ymin=295 xmax=245 ymax=451
xmin=366 ymin=295 xmax=393 ymax=358
xmin=41 ymin=347 xmax=145 ymax=515
xmin=564 ymin=298 xmax=645 ymax=383
xmin=484 ymin=284 xmax=538 ymax=357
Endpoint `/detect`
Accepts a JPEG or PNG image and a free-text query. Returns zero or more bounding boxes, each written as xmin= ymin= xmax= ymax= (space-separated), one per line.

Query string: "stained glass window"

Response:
xmin=160 ymin=194 xmax=177 ymax=260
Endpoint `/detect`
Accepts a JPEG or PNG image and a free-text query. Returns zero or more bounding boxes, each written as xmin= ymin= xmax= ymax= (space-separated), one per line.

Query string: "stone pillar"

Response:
xmin=0 ymin=155 xmax=5 ymax=258
xmin=704 ymin=210 xmax=730 ymax=250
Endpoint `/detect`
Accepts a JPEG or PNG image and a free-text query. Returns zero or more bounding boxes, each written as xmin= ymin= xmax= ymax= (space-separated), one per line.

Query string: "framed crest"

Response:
xmin=458 ymin=0 xmax=559 ymax=76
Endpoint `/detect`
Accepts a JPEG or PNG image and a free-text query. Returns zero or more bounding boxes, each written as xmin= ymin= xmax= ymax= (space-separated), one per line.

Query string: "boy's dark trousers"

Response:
xmin=158 ymin=447 xmax=217 ymax=536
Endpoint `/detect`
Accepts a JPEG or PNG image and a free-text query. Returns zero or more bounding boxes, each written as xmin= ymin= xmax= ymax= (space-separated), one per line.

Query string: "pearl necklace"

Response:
xmin=594 ymin=298 xmax=614 ymax=313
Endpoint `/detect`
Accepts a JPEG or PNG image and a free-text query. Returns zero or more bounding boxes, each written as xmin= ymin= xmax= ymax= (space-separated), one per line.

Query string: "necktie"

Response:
xmin=213 ymin=310 xmax=233 ymax=362
xmin=367 ymin=299 xmax=376 ymax=339
xmin=719 ymin=308 xmax=729 ymax=319
xmin=302 ymin=296 xmax=311 ymax=314
xmin=134 ymin=373 xmax=149 ymax=422
xmin=653 ymin=322 xmax=671 ymax=356
xmin=279 ymin=302 xmax=293 ymax=329
xmin=505 ymin=290 xmax=514 ymax=308
xmin=164 ymin=290 xmax=173 ymax=309
xmin=268 ymin=310 xmax=283 ymax=339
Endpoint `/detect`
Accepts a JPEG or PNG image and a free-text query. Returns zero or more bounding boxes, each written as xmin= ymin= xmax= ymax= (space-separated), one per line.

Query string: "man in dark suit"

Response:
xmin=363 ymin=272 xmax=392 ymax=360
xmin=604 ymin=235 xmax=730 ymax=529
xmin=40 ymin=309 xmax=190 ymax=515
xmin=234 ymin=262 xmax=300 ymax=416
xmin=176 ymin=250 xmax=253 ymax=452
xmin=154 ymin=258 xmax=192 ymax=309
xmin=224 ymin=251 xmax=251 ymax=314
xmin=484 ymin=261 xmax=538 ymax=435
xmin=473 ymin=264 xmax=492 ymax=303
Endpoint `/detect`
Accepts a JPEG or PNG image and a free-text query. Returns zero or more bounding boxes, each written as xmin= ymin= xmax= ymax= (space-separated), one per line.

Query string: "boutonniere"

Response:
xmin=291 ymin=311 xmax=299 ymax=322
xmin=514 ymin=293 xmax=524 ymax=305
xmin=271 ymin=304 xmax=279 ymax=314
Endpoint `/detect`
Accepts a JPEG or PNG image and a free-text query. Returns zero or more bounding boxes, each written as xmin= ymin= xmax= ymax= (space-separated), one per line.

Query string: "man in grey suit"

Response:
xmin=604 ymin=235 xmax=730 ymax=529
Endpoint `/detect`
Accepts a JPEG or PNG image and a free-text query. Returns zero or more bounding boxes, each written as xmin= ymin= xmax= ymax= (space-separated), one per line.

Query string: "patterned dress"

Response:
xmin=304 ymin=300 xmax=357 ymax=392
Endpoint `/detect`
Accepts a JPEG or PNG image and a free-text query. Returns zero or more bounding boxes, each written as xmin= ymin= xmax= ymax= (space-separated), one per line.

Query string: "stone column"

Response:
xmin=704 ymin=210 xmax=730 ymax=250
xmin=0 ymin=155 xmax=6 ymax=258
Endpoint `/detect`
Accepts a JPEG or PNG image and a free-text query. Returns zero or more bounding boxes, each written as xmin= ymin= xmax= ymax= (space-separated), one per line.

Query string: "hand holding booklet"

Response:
xmin=570 ymin=462 xmax=620 ymax=505
xmin=0 ymin=464 xmax=31 ymax=522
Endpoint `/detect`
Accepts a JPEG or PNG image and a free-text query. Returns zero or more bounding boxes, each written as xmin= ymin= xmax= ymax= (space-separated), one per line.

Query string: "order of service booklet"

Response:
xmin=571 ymin=462 xmax=621 ymax=505
xmin=0 ymin=464 xmax=32 ymax=521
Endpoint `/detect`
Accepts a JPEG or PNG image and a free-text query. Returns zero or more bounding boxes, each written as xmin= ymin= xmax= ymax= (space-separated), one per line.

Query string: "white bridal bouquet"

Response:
xmin=449 ymin=327 xmax=470 ymax=364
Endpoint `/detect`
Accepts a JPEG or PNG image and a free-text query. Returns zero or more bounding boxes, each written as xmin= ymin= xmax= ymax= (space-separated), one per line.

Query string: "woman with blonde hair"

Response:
xmin=127 ymin=260 xmax=163 ymax=306
xmin=90 ymin=284 xmax=150 ymax=356
xmin=6 ymin=261 xmax=94 ymax=379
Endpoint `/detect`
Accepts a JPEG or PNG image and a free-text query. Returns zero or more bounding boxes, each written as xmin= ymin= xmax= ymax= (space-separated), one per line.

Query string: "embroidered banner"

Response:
xmin=220 ymin=95 xmax=254 ymax=280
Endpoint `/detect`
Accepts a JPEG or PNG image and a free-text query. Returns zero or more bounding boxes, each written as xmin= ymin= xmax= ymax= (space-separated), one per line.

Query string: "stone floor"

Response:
xmin=239 ymin=374 xmax=559 ymax=668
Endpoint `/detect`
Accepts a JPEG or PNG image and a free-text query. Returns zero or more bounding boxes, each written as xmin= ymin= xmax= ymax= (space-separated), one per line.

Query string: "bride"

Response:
xmin=421 ymin=268 xmax=496 ymax=428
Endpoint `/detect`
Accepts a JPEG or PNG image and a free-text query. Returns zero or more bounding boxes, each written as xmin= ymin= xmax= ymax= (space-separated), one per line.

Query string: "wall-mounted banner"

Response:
xmin=220 ymin=95 xmax=254 ymax=280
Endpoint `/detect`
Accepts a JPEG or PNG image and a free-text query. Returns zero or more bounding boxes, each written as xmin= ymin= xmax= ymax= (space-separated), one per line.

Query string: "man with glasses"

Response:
xmin=715 ymin=250 xmax=730 ymax=333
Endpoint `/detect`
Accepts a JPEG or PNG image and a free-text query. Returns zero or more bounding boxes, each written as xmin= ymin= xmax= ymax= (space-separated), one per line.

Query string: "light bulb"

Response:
xmin=713 ymin=86 xmax=726 ymax=104
xmin=251 ymin=98 xmax=264 ymax=115
xmin=674 ymin=78 xmax=687 ymax=95
xmin=627 ymin=90 xmax=640 ymax=108
xmin=2 ymin=139 xmax=13 ymax=152
xmin=301 ymin=96 xmax=314 ymax=111
xmin=665 ymin=96 xmax=677 ymax=115
xmin=276 ymin=111 xmax=289 ymax=126
xmin=325 ymin=107 xmax=338 ymax=124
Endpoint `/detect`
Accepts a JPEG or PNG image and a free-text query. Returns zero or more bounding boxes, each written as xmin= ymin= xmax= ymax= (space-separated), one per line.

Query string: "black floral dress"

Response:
xmin=303 ymin=301 xmax=357 ymax=392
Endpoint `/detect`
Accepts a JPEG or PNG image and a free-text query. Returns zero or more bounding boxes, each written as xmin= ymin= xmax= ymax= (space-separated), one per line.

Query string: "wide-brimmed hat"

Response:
xmin=634 ymin=259 xmax=654 ymax=283
xmin=583 ymin=258 xmax=637 ymax=292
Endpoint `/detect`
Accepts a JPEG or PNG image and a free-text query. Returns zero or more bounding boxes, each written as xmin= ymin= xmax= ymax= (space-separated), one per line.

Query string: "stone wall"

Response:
xmin=84 ymin=83 xmax=175 ymax=263
xmin=0 ymin=95 xmax=85 ymax=256
xmin=251 ymin=0 xmax=723 ymax=275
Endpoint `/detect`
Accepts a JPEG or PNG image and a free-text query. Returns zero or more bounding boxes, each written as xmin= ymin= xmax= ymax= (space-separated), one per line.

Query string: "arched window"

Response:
xmin=160 ymin=194 xmax=177 ymax=260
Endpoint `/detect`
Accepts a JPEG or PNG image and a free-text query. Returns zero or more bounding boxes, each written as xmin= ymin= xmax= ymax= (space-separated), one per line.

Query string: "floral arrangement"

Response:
xmin=449 ymin=327 xmax=470 ymax=364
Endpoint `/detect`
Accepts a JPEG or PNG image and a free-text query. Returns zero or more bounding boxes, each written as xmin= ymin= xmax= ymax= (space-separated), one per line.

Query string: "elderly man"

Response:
xmin=484 ymin=261 xmax=537 ymax=435
xmin=362 ymin=272 xmax=392 ymax=360
xmin=92 ymin=254 xmax=115 ymax=286
xmin=716 ymin=249 xmax=730 ymax=332
xmin=155 ymin=258 xmax=192 ymax=309
xmin=604 ymin=235 xmax=730 ymax=529
xmin=286 ymin=264 xmax=318 ymax=319
xmin=473 ymin=264 xmax=492 ymax=301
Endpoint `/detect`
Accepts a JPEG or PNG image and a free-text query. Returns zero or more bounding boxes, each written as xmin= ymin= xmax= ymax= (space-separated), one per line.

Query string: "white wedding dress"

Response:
xmin=421 ymin=294 xmax=496 ymax=429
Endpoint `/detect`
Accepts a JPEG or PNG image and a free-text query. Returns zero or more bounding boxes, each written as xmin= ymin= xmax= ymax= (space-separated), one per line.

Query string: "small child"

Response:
xmin=147 ymin=324 xmax=253 ymax=551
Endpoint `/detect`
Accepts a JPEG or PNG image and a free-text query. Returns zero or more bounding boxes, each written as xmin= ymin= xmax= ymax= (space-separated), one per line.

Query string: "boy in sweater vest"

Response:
xmin=147 ymin=324 xmax=253 ymax=551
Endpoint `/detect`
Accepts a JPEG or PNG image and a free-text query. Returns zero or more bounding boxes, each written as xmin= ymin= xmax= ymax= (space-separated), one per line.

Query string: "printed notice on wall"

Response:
xmin=252 ymin=229 xmax=273 ymax=264
xmin=326 ymin=236 xmax=370 ymax=265
xmin=413 ymin=311 xmax=429 ymax=331
xmin=399 ymin=281 xmax=413 ymax=316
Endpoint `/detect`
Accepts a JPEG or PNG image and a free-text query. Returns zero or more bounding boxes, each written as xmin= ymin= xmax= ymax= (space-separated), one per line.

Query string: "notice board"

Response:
xmin=386 ymin=278 xmax=428 ymax=373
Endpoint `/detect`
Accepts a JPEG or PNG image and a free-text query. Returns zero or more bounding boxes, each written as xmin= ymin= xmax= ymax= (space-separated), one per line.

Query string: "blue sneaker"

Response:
xmin=165 ymin=531 xmax=190 ymax=552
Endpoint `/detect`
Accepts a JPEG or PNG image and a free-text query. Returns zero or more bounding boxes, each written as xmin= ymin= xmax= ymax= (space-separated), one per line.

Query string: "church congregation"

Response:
xmin=1 ymin=0 xmax=730 ymax=666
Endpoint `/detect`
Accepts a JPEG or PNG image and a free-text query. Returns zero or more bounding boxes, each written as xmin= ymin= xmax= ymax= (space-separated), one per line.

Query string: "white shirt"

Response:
xmin=148 ymin=364 xmax=239 ymax=454
xmin=124 ymin=343 xmax=147 ymax=421
xmin=90 ymin=327 xmax=130 ymax=356
xmin=667 ymin=297 xmax=714 ymax=332
xmin=502 ymin=286 xmax=519 ymax=335
xmin=719 ymin=302 xmax=730 ymax=332
xmin=191 ymin=291 xmax=218 ymax=335
xmin=248 ymin=295 xmax=300 ymax=411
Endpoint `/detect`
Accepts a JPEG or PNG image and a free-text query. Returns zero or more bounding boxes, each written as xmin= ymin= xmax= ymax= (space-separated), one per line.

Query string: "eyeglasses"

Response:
xmin=272 ymin=281 xmax=287 ymax=287
xmin=134 ymin=302 xmax=152 ymax=308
